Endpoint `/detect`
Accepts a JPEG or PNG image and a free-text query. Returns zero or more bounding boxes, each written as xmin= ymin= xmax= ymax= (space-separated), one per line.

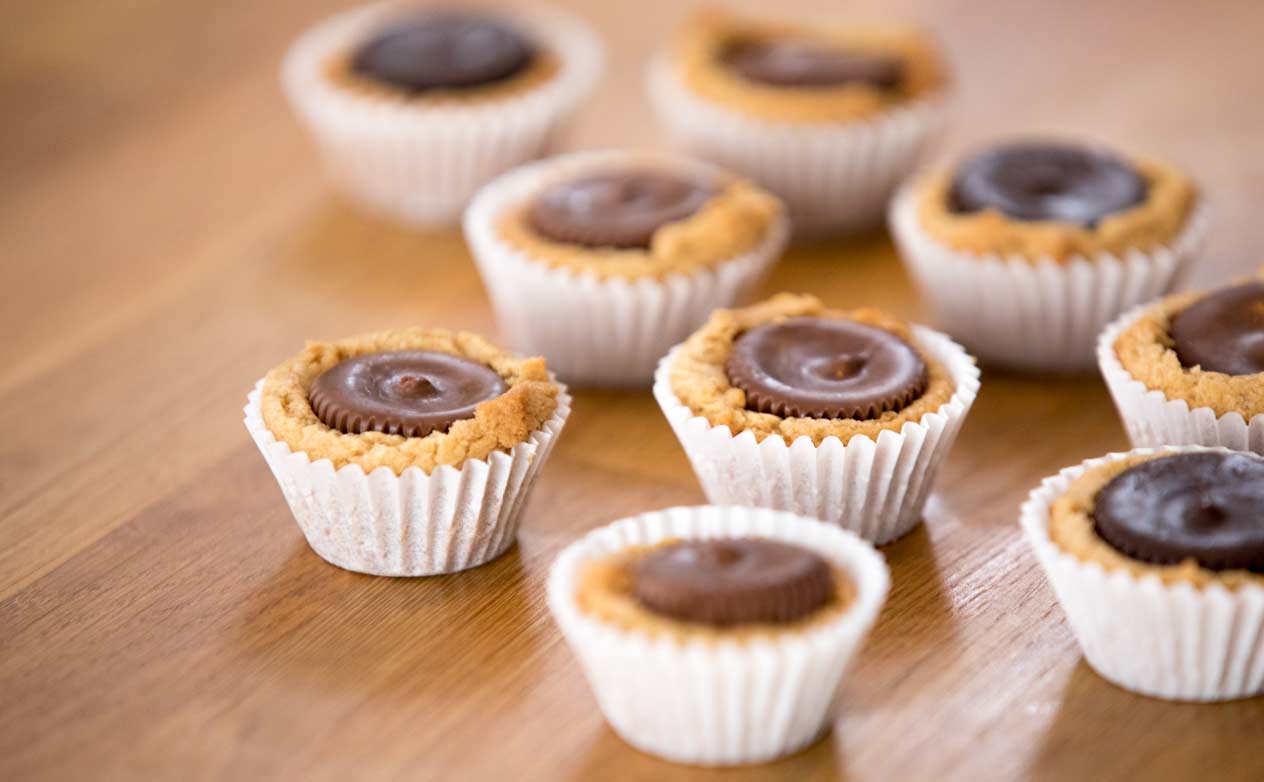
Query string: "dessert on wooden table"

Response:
xmin=648 ymin=9 xmax=949 ymax=236
xmin=654 ymin=293 xmax=979 ymax=544
xmin=243 ymin=328 xmax=569 ymax=576
xmin=464 ymin=149 xmax=787 ymax=387
xmin=281 ymin=3 xmax=602 ymax=225
xmin=1099 ymin=276 xmax=1264 ymax=453
xmin=548 ymin=505 xmax=889 ymax=765
xmin=1021 ymin=446 xmax=1264 ymax=701
xmin=891 ymin=138 xmax=1205 ymax=372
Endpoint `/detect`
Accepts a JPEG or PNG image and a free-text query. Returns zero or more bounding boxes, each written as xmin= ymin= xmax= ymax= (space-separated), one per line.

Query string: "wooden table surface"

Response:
xmin=3 ymin=0 xmax=1262 ymax=779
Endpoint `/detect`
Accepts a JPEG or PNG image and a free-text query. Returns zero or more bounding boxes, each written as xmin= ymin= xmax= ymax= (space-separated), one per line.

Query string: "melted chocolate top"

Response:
xmin=631 ymin=538 xmax=834 ymax=626
xmin=1092 ymin=452 xmax=1264 ymax=573
xmin=527 ymin=169 xmax=716 ymax=249
xmin=948 ymin=142 xmax=1148 ymax=227
xmin=309 ymin=350 xmax=507 ymax=438
xmin=1170 ymin=281 xmax=1264 ymax=375
xmin=351 ymin=12 xmax=534 ymax=92
xmin=722 ymin=37 xmax=902 ymax=89
xmin=726 ymin=317 xmax=929 ymax=419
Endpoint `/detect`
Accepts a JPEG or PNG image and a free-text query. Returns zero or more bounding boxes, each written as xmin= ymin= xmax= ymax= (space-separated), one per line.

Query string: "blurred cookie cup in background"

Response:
xmin=282 ymin=3 xmax=602 ymax=226
xmin=464 ymin=150 xmax=788 ymax=387
xmin=647 ymin=8 xmax=949 ymax=238
xmin=891 ymin=138 xmax=1206 ymax=372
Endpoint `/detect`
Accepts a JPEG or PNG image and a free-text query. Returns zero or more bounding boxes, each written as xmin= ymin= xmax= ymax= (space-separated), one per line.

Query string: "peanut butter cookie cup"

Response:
xmin=548 ymin=505 xmax=888 ymax=765
xmin=464 ymin=150 xmax=788 ymax=387
xmin=653 ymin=293 xmax=979 ymax=544
xmin=282 ymin=3 xmax=601 ymax=226
xmin=891 ymin=139 xmax=1206 ymax=372
xmin=244 ymin=328 xmax=570 ymax=576
xmin=1021 ymin=446 xmax=1264 ymax=701
xmin=1098 ymin=278 xmax=1264 ymax=453
xmin=647 ymin=9 xmax=949 ymax=237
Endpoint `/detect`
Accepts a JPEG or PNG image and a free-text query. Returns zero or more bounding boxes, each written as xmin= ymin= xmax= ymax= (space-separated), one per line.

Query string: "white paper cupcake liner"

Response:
xmin=463 ymin=150 xmax=791 ymax=387
xmin=1098 ymin=304 xmax=1264 ymax=452
xmin=890 ymin=184 xmax=1210 ymax=373
xmin=653 ymin=326 xmax=980 ymax=545
xmin=1020 ymin=445 xmax=1264 ymax=701
xmin=281 ymin=3 xmax=603 ymax=227
xmin=242 ymin=379 xmax=571 ymax=576
xmin=646 ymin=55 xmax=947 ymax=238
xmin=548 ymin=505 xmax=889 ymax=766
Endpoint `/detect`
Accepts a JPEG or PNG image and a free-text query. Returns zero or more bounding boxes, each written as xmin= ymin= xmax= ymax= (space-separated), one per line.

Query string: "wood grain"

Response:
xmin=1 ymin=0 xmax=1262 ymax=779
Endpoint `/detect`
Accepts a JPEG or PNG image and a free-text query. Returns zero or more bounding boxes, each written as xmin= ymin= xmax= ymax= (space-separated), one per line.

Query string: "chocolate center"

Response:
xmin=948 ymin=142 xmax=1148 ymax=227
xmin=526 ymin=169 xmax=716 ymax=249
xmin=309 ymin=350 xmax=507 ymax=438
xmin=351 ymin=13 xmax=534 ymax=92
xmin=1170 ymin=281 xmax=1264 ymax=376
xmin=631 ymin=538 xmax=834 ymax=626
xmin=722 ymin=37 xmax=902 ymax=89
xmin=726 ymin=317 xmax=929 ymax=420
xmin=1092 ymin=452 xmax=1264 ymax=572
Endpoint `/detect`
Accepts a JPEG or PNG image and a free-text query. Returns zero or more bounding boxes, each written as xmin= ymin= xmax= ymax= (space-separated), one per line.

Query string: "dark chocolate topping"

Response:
xmin=722 ymin=37 xmax=902 ymax=89
xmin=631 ymin=538 xmax=834 ymax=626
xmin=726 ymin=317 xmax=929 ymax=420
xmin=309 ymin=350 xmax=506 ymax=438
xmin=1092 ymin=452 xmax=1264 ymax=573
xmin=948 ymin=142 xmax=1148 ymax=227
xmin=526 ymin=170 xmax=716 ymax=249
xmin=351 ymin=12 xmax=534 ymax=92
xmin=1170 ymin=281 xmax=1264 ymax=376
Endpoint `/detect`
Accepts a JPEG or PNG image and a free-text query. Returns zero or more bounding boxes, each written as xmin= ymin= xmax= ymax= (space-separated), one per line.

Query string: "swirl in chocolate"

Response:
xmin=1092 ymin=452 xmax=1264 ymax=573
xmin=1170 ymin=281 xmax=1264 ymax=376
xmin=351 ymin=13 xmax=534 ymax=92
xmin=309 ymin=351 xmax=506 ymax=438
xmin=526 ymin=169 xmax=716 ymax=249
xmin=722 ymin=37 xmax=902 ymax=89
xmin=948 ymin=142 xmax=1148 ymax=227
xmin=726 ymin=317 xmax=928 ymax=419
xmin=631 ymin=538 xmax=834 ymax=626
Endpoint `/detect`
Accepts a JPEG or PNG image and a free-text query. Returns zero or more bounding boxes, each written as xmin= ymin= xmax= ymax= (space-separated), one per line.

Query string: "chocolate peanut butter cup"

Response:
xmin=309 ymin=350 xmax=507 ymax=438
xmin=726 ymin=316 xmax=929 ymax=419
xmin=351 ymin=12 xmax=535 ymax=92
xmin=1092 ymin=452 xmax=1264 ymax=573
xmin=631 ymin=538 xmax=834 ymax=626
xmin=722 ymin=37 xmax=902 ymax=89
xmin=948 ymin=142 xmax=1148 ymax=227
xmin=1170 ymin=281 xmax=1264 ymax=376
xmin=526 ymin=169 xmax=717 ymax=249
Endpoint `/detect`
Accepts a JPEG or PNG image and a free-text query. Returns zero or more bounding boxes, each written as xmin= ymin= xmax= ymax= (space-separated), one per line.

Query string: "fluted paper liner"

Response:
xmin=1020 ymin=446 xmax=1264 ymax=701
xmin=646 ymin=55 xmax=947 ymax=238
xmin=1098 ymin=304 xmax=1264 ymax=452
xmin=464 ymin=150 xmax=790 ymax=387
xmin=890 ymin=184 xmax=1210 ymax=372
xmin=548 ymin=505 xmax=890 ymax=766
xmin=281 ymin=3 xmax=602 ymax=226
xmin=243 ymin=380 xmax=570 ymax=576
xmin=653 ymin=326 xmax=980 ymax=544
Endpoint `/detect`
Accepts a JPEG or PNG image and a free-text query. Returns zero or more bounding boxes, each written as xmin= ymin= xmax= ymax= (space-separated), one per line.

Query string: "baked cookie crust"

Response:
xmin=497 ymin=175 xmax=782 ymax=281
xmin=669 ymin=293 xmax=956 ymax=446
xmin=915 ymin=158 xmax=1196 ymax=262
xmin=1113 ymin=288 xmax=1264 ymax=419
xmin=575 ymin=541 xmax=855 ymax=642
xmin=1049 ymin=452 xmax=1264 ymax=589
xmin=260 ymin=328 xmax=559 ymax=475
xmin=323 ymin=41 xmax=561 ymax=105
xmin=670 ymin=10 xmax=947 ymax=124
